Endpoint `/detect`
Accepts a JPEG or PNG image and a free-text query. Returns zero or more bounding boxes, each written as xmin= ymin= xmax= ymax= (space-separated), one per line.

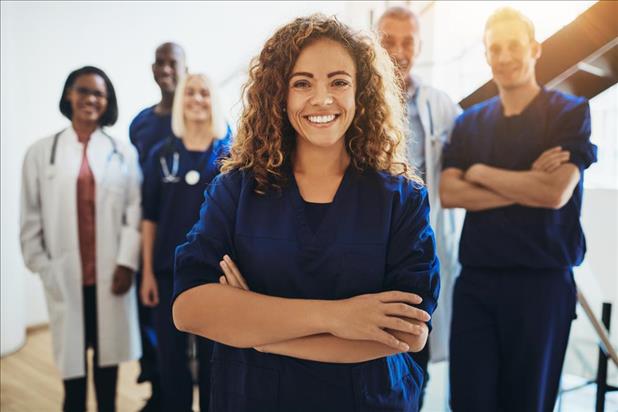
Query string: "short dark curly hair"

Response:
xmin=59 ymin=66 xmax=118 ymax=126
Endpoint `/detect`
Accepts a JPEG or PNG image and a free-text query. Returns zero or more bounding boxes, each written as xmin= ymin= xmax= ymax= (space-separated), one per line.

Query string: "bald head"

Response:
xmin=152 ymin=42 xmax=187 ymax=94
xmin=156 ymin=42 xmax=186 ymax=61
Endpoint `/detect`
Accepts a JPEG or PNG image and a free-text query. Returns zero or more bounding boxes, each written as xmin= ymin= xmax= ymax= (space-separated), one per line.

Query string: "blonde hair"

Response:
xmin=485 ymin=7 xmax=536 ymax=43
xmin=221 ymin=14 xmax=417 ymax=194
xmin=171 ymin=73 xmax=228 ymax=139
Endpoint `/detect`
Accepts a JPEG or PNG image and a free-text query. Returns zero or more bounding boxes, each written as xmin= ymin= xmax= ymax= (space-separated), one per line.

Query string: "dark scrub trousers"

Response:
xmin=443 ymin=88 xmax=597 ymax=412
xmin=173 ymin=167 xmax=441 ymax=412
xmin=129 ymin=105 xmax=174 ymax=408
xmin=142 ymin=134 xmax=231 ymax=412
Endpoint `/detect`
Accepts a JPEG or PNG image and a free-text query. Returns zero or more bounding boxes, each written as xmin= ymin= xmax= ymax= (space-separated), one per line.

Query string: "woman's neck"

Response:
xmin=293 ymin=137 xmax=350 ymax=178
xmin=72 ymin=120 xmax=97 ymax=139
xmin=183 ymin=121 xmax=214 ymax=151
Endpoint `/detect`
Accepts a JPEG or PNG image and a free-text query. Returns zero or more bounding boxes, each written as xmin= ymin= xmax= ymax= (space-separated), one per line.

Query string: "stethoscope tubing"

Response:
xmin=49 ymin=128 xmax=123 ymax=166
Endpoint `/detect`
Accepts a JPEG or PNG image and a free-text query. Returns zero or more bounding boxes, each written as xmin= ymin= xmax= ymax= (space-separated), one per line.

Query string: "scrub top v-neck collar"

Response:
xmin=289 ymin=165 xmax=352 ymax=247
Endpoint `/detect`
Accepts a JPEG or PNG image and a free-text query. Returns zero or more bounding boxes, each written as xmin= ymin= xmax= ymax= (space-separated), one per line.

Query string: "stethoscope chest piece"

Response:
xmin=185 ymin=170 xmax=200 ymax=185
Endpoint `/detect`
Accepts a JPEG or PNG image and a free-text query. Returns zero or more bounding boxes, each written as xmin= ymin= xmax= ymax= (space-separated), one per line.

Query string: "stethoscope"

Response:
xmin=48 ymin=128 xmax=125 ymax=181
xmin=159 ymin=136 xmax=212 ymax=186
xmin=49 ymin=128 xmax=124 ymax=165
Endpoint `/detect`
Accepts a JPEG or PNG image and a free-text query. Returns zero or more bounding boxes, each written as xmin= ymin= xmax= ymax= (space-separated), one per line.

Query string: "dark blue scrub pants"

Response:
xmin=449 ymin=267 xmax=576 ymax=412
xmin=153 ymin=275 xmax=213 ymax=412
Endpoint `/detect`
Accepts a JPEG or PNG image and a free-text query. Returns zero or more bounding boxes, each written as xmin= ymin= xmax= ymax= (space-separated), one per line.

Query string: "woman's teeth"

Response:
xmin=307 ymin=114 xmax=336 ymax=124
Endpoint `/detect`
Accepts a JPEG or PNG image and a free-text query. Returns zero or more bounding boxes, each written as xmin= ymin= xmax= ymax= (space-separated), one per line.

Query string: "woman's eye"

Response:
xmin=332 ymin=79 xmax=350 ymax=88
xmin=292 ymin=80 xmax=310 ymax=89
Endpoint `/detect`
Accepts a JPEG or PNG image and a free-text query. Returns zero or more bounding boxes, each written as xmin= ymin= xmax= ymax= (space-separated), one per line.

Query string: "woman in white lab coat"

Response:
xmin=20 ymin=66 xmax=142 ymax=412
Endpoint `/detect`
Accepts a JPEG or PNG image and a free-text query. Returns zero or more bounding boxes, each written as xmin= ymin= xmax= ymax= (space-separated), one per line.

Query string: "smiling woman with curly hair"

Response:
xmin=222 ymin=14 xmax=419 ymax=192
xmin=172 ymin=14 xmax=439 ymax=412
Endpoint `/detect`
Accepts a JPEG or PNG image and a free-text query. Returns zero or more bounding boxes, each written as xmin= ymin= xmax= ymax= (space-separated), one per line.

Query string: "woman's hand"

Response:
xmin=219 ymin=255 xmax=250 ymax=291
xmin=326 ymin=291 xmax=430 ymax=352
xmin=111 ymin=265 xmax=134 ymax=295
xmin=140 ymin=269 xmax=159 ymax=307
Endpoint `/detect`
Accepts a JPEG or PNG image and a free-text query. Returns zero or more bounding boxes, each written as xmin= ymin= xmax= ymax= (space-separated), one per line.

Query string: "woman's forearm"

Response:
xmin=258 ymin=326 xmax=428 ymax=363
xmin=173 ymin=284 xmax=333 ymax=348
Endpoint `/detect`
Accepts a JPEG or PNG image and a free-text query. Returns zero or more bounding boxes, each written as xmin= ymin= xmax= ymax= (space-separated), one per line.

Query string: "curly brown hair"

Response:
xmin=221 ymin=14 xmax=418 ymax=193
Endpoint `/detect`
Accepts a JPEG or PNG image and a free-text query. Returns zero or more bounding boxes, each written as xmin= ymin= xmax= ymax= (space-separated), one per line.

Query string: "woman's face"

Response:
xmin=65 ymin=74 xmax=108 ymax=125
xmin=287 ymin=38 xmax=356 ymax=149
xmin=183 ymin=76 xmax=211 ymax=124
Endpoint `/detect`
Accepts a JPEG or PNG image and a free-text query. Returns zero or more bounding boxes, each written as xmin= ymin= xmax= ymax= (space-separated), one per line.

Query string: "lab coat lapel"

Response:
xmin=86 ymin=129 xmax=108 ymax=185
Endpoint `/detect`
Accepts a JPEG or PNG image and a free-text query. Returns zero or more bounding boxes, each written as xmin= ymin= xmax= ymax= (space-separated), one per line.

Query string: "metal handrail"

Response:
xmin=577 ymin=288 xmax=618 ymax=367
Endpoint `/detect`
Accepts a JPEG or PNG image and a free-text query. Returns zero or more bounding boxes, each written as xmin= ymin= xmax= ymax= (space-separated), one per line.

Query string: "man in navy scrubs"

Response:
xmin=129 ymin=42 xmax=187 ymax=412
xmin=440 ymin=7 xmax=597 ymax=412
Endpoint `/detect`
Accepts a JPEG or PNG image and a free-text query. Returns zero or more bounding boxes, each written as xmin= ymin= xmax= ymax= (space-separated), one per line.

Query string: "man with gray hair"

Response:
xmin=378 ymin=7 xmax=463 ymax=409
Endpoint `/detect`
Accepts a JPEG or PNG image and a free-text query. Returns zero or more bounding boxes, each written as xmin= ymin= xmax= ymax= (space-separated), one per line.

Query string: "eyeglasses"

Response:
xmin=73 ymin=86 xmax=108 ymax=99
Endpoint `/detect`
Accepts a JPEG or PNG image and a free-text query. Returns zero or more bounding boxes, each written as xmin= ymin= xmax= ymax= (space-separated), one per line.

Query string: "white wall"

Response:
xmin=0 ymin=0 xmax=382 ymax=356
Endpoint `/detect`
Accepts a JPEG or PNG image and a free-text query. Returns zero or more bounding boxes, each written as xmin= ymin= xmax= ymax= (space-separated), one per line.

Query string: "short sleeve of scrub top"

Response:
xmin=548 ymin=97 xmax=596 ymax=172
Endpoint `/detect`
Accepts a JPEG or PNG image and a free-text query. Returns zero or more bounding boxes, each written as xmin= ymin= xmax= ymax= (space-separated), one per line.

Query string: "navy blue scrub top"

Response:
xmin=173 ymin=167 xmax=440 ymax=411
xmin=142 ymin=134 xmax=231 ymax=277
xmin=443 ymin=88 xmax=597 ymax=269
xmin=129 ymin=106 xmax=173 ymax=168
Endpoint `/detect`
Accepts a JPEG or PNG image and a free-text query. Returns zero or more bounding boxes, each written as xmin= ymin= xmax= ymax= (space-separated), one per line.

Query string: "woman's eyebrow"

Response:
xmin=327 ymin=70 xmax=352 ymax=78
xmin=289 ymin=72 xmax=313 ymax=79
xmin=289 ymin=70 xmax=352 ymax=80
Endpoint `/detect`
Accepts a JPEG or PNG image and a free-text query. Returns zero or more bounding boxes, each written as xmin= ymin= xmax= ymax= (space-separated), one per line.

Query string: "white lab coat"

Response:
xmin=20 ymin=127 xmax=142 ymax=379
xmin=412 ymin=78 xmax=465 ymax=362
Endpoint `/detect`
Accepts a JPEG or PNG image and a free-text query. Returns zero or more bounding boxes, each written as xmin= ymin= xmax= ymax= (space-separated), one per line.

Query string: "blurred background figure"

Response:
xmin=129 ymin=41 xmax=188 ymax=412
xmin=140 ymin=72 xmax=231 ymax=412
xmin=377 ymin=7 xmax=463 ymax=409
xmin=130 ymin=42 xmax=188 ymax=166
xmin=19 ymin=66 xmax=142 ymax=412
xmin=441 ymin=7 xmax=597 ymax=411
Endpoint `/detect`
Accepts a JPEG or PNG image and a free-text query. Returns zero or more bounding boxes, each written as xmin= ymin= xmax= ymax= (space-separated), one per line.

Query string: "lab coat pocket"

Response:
xmin=210 ymin=359 xmax=279 ymax=411
xmin=351 ymin=356 xmax=422 ymax=412
xmin=40 ymin=255 xmax=66 ymax=304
